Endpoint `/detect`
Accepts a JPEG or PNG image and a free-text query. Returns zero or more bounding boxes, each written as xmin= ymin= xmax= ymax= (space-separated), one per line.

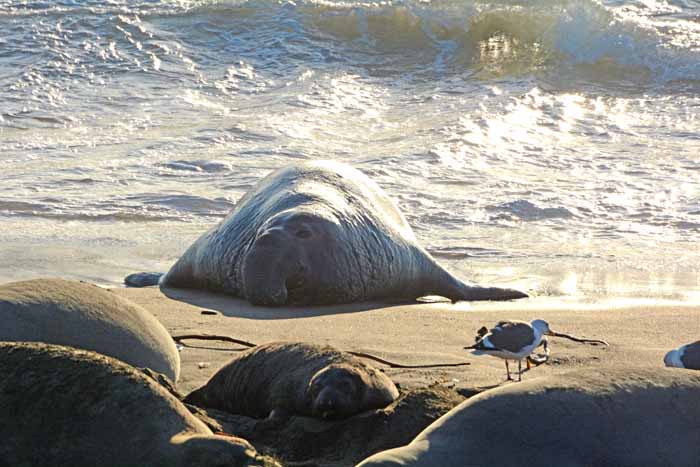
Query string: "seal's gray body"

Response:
xmin=185 ymin=342 xmax=399 ymax=419
xmin=356 ymin=366 xmax=700 ymax=467
xmin=665 ymin=341 xmax=700 ymax=370
xmin=0 ymin=278 xmax=180 ymax=381
xmin=0 ymin=342 xmax=279 ymax=467
xmin=159 ymin=161 xmax=526 ymax=306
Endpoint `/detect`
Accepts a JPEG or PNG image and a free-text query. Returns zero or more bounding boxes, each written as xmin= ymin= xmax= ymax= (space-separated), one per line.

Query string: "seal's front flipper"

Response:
xmin=124 ymin=272 xmax=164 ymax=287
xmin=265 ymin=408 xmax=292 ymax=425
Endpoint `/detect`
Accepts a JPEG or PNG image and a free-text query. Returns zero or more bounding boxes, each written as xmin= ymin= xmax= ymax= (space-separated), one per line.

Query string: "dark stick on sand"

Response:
xmin=548 ymin=330 xmax=609 ymax=346
xmin=172 ymin=334 xmax=256 ymax=349
xmin=171 ymin=334 xmax=471 ymax=369
xmin=347 ymin=351 xmax=470 ymax=369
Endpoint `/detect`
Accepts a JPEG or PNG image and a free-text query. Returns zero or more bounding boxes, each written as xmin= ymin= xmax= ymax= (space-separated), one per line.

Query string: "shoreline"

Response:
xmin=2 ymin=264 xmax=699 ymax=305
xmin=110 ymin=286 xmax=700 ymax=395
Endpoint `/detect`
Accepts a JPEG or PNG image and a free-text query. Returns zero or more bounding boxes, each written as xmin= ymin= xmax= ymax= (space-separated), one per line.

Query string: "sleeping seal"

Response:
xmin=356 ymin=366 xmax=700 ymax=467
xmin=0 ymin=342 xmax=279 ymax=467
xmin=0 ymin=278 xmax=180 ymax=381
xmin=665 ymin=341 xmax=700 ymax=370
xmin=184 ymin=342 xmax=399 ymax=420
xmin=126 ymin=160 xmax=526 ymax=306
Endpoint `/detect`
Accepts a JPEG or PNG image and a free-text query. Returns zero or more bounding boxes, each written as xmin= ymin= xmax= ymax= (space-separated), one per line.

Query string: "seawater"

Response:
xmin=1 ymin=0 xmax=699 ymax=301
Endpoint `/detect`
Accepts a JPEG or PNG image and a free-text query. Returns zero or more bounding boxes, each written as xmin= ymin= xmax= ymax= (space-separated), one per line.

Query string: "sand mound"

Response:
xmin=188 ymin=385 xmax=464 ymax=467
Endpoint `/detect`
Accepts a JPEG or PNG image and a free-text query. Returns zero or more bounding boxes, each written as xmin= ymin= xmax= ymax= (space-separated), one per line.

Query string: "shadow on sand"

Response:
xmin=160 ymin=286 xmax=446 ymax=320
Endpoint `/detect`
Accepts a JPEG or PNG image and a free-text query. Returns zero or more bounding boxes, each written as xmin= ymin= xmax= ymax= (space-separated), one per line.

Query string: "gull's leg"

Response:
xmin=505 ymin=360 xmax=512 ymax=381
xmin=518 ymin=359 xmax=523 ymax=382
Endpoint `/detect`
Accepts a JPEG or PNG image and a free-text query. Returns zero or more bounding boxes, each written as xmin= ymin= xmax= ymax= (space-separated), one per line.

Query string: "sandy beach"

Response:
xmin=5 ymin=1 xmax=700 ymax=465
xmin=111 ymin=287 xmax=700 ymax=395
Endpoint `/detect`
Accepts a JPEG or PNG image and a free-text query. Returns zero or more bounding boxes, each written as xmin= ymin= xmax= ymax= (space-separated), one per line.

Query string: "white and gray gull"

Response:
xmin=466 ymin=319 xmax=560 ymax=381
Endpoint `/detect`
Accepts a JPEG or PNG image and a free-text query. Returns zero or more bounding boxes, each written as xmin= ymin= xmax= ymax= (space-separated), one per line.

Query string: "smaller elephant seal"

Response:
xmin=0 ymin=342 xmax=280 ymax=467
xmin=185 ymin=342 xmax=399 ymax=420
xmin=665 ymin=340 xmax=700 ymax=370
xmin=356 ymin=366 xmax=700 ymax=467
xmin=126 ymin=161 xmax=527 ymax=306
xmin=0 ymin=278 xmax=180 ymax=381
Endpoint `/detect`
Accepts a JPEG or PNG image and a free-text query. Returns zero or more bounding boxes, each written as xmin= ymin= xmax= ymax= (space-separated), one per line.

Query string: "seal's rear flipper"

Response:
xmin=455 ymin=286 xmax=528 ymax=302
xmin=124 ymin=272 xmax=164 ymax=287
xmin=422 ymin=258 xmax=527 ymax=302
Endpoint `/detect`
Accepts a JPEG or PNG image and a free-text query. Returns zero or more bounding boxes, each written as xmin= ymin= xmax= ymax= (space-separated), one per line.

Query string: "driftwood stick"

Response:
xmin=549 ymin=331 xmax=609 ymax=346
xmin=172 ymin=334 xmax=257 ymax=349
xmin=347 ymin=351 xmax=470 ymax=369
xmin=171 ymin=333 xmax=471 ymax=368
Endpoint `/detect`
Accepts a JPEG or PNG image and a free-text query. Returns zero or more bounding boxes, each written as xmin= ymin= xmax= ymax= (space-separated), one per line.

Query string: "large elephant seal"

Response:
xmin=126 ymin=160 xmax=526 ymax=305
xmin=0 ymin=278 xmax=180 ymax=381
xmin=356 ymin=366 xmax=700 ymax=466
xmin=184 ymin=342 xmax=399 ymax=420
xmin=0 ymin=342 xmax=279 ymax=467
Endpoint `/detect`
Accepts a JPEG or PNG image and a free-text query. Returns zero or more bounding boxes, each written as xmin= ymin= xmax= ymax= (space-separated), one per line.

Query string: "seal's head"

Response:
xmin=306 ymin=364 xmax=365 ymax=420
xmin=242 ymin=209 xmax=344 ymax=306
xmin=664 ymin=349 xmax=683 ymax=368
xmin=306 ymin=362 xmax=399 ymax=420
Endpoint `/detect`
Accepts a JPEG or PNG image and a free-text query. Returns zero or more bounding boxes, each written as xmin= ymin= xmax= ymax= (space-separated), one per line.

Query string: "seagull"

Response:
xmin=664 ymin=341 xmax=700 ymax=370
xmin=466 ymin=319 xmax=556 ymax=381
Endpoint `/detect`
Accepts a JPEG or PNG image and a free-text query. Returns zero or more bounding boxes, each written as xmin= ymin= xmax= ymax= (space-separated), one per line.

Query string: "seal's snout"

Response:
xmin=242 ymin=232 xmax=295 ymax=306
xmin=315 ymin=398 xmax=338 ymax=419
xmin=312 ymin=392 xmax=352 ymax=420
xmin=664 ymin=351 xmax=674 ymax=367
xmin=246 ymin=285 xmax=288 ymax=307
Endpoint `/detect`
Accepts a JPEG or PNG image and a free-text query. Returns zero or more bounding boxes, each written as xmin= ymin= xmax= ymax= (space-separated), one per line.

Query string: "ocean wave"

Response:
xmin=300 ymin=0 xmax=700 ymax=82
xmin=124 ymin=193 xmax=235 ymax=215
xmin=3 ymin=0 xmax=698 ymax=95
xmin=428 ymin=245 xmax=514 ymax=259
xmin=0 ymin=209 xmax=182 ymax=223
xmin=486 ymin=199 xmax=576 ymax=221
xmin=160 ymin=159 xmax=234 ymax=172
xmin=130 ymin=0 xmax=700 ymax=83
xmin=0 ymin=194 xmax=234 ymax=222
xmin=0 ymin=200 xmax=52 ymax=214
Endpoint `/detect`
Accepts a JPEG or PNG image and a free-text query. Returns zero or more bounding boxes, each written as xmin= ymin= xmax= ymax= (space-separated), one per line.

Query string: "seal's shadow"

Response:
xmin=161 ymin=287 xmax=422 ymax=320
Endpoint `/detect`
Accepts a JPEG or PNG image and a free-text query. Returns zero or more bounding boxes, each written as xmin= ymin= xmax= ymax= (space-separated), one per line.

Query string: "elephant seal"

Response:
xmin=126 ymin=160 xmax=526 ymax=305
xmin=356 ymin=366 xmax=700 ymax=467
xmin=184 ymin=342 xmax=399 ymax=420
xmin=0 ymin=278 xmax=180 ymax=381
xmin=665 ymin=340 xmax=700 ymax=370
xmin=0 ymin=342 xmax=280 ymax=467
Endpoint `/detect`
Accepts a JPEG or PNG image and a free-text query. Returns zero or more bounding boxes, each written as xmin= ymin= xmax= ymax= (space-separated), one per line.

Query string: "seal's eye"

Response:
xmin=295 ymin=229 xmax=312 ymax=239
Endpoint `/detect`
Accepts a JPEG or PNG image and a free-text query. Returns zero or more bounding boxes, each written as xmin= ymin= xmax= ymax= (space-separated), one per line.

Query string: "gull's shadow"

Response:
xmin=161 ymin=286 xmax=432 ymax=320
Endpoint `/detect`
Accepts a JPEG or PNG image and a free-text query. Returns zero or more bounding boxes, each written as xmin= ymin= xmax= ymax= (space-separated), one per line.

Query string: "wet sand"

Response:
xmin=111 ymin=287 xmax=700 ymax=394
